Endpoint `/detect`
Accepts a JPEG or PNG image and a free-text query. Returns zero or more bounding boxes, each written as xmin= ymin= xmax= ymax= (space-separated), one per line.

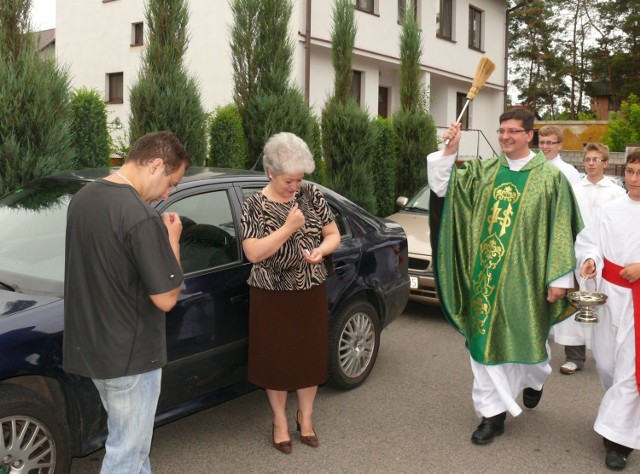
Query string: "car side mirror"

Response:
xmin=396 ymin=197 xmax=408 ymax=208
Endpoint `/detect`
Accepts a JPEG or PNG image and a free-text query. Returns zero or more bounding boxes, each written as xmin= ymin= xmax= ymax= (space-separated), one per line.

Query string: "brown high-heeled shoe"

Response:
xmin=272 ymin=424 xmax=292 ymax=454
xmin=295 ymin=410 xmax=320 ymax=448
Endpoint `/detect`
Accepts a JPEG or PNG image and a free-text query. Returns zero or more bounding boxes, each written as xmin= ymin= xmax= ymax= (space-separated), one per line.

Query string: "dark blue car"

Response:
xmin=0 ymin=168 xmax=409 ymax=472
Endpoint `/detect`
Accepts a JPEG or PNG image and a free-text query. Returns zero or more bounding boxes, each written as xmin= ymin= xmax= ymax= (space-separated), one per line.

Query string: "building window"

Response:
xmin=398 ymin=0 xmax=418 ymax=23
xmin=469 ymin=6 xmax=483 ymax=51
xmin=437 ymin=0 xmax=453 ymax=40
xmin=107 ymin=72 xmax=124 ymax=104
xmin=378 ymin=87 xmax=389 ymax=118
xmin=456 ymin=92 xmax=470 ymax=129
xmin=351 ymin=70 xmax=362 ymax=105
xmin=132 ymin=22 xmax=144 ymax=46
xmin=355 ymin=0 xmax=375 ymax=14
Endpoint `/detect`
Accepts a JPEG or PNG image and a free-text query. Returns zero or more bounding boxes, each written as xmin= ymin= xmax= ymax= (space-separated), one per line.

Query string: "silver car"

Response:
xmin=386 ymin=184 xmax=438 ymax=305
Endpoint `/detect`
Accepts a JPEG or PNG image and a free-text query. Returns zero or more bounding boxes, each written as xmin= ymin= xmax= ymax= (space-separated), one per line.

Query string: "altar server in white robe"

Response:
xmin=554 ymin=143 xmax=626 ymax=376
xmin=575 ymin=149 xmax=640 ymax=471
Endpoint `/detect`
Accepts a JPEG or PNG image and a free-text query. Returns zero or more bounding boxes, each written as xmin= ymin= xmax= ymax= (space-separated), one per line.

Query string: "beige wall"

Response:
xmin=56 ymin=0 xmax=506 ymax=152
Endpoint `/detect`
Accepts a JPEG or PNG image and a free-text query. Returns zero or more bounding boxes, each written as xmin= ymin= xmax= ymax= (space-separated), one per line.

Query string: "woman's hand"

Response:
xmin=284 ymin=203 xmax=305 ymax=231
xmin=620 ymin=262 xmax=640 ymax=283
xmin=302 ymin=247 xmax=323 ymax=265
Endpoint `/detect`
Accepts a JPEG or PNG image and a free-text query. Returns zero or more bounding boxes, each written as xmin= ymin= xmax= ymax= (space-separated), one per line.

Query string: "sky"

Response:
xmin=31 ymin=0 xmax=56 ymax=30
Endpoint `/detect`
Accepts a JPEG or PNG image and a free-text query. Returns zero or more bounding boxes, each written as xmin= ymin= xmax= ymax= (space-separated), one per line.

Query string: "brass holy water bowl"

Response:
xmin=568 ymin=290 xmax=607 ymax=324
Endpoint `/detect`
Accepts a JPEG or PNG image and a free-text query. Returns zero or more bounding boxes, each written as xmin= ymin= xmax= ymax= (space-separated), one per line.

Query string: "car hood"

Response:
xmin=0 ymin=289 xmax=60 ymax=318
xmin=386 ymin=211 xmax=431 ymax=257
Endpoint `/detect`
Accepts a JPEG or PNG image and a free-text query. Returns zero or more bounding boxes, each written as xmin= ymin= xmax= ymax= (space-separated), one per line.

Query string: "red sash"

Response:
xmin=602 ymin=258 xmax=640 ymax=394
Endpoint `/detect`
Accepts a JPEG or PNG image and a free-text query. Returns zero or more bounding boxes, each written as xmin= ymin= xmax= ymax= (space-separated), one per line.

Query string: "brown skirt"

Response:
xmin=248 ymin=283 xmax=328 ymax=391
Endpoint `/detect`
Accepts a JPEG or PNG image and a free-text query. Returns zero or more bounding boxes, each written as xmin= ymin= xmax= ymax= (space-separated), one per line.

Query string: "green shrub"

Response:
xmin=321 ymin=98 xmax=377 ymax=214
xmin=372 ymin=118 xmax=398 ymax=216
xmin=208 ymin=104 xmax=248 ymax=168
xmin=393 ymin=108 xmax=437 ymax=199
xmin=70 ymin=88 xmax=110 ymax=168
xmin=243 ymin=88 xmax=323 ymax=174
xmin=603 ymin=94 xmax=640 ymax=152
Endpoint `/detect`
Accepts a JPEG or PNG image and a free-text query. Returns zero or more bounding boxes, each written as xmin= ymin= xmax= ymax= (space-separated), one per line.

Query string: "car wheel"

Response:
xmin=328 ymin=300 xmax=381 ymax=390
xmin=0 ymin=385 xmax=71 ymax=474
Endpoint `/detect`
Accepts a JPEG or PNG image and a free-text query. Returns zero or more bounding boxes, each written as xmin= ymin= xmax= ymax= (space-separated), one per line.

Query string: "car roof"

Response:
xmin=52 ymin=166 xmax=266 ymax=184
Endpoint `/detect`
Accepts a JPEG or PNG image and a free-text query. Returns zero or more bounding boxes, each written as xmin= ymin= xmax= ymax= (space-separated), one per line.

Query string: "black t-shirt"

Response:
xmin=63 ymin=179 xmax=183 ymax=379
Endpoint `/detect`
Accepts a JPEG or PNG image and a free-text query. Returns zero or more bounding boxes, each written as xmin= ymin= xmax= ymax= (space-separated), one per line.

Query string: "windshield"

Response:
xmin=0 ymin=178 xmax=86 ymax=297
xmin=403 ymin=184 xmax=430 ymax=212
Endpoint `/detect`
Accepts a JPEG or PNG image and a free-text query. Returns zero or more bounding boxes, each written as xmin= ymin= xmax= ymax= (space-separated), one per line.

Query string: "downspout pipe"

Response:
xmin=305 ymin=0 xmax=312 ymax=106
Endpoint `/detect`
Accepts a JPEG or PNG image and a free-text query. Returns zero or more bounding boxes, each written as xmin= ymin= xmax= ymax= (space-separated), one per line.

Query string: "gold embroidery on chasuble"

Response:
xmin=471 ymin=182 xmax=520 ymax=337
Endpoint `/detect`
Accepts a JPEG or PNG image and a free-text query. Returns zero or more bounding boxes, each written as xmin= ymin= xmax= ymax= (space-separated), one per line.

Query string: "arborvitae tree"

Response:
xmin=330 ymin=0 xmax=356 ymax=104
xmin=0 ymin=0 xmax=74 ymax=195
xmin=70 ymin=88 xmax=111 ymax=168
xmin=372 ymin=118 xmax=398 ymax=217
xmin=129 ymin=0 xmax=207 ymax=164
xmin=322 ymin=99 xmax=377 ymax=213
xmin=208 ymin=104 xmax=248 ymax=168
xmin=321 ymin=0 xmax=376 ymax=214
xmin=393 ymin=2 xmax=437 ymax=199
xmin=229 ymin=0 xmax=322 ymax=175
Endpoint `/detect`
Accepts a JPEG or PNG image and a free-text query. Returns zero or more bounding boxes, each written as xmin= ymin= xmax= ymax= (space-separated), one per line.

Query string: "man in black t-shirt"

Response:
xmin=64 ymin=131 xmax=189 ymax=473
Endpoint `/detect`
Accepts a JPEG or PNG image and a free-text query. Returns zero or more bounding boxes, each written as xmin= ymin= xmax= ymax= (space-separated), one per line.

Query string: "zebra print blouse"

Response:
xmin=241 ymin=182 xmax=335 ymax=291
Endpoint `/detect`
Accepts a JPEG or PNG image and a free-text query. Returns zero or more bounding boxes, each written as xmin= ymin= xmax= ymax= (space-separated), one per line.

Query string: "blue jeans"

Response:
xmin=93 ymin=369 xmax=162 ymax=474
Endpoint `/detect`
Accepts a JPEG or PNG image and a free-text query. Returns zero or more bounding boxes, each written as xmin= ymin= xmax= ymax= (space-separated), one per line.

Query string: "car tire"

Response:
xmin=328 ymin=300 xmax=381 ymax=390
xmin=0 ymin=384 xmax=71 ymax=474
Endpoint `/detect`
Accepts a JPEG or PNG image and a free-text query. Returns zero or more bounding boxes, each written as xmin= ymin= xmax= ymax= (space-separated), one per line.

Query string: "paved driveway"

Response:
xmin=71 ymin=302 xmax=617 ymax=473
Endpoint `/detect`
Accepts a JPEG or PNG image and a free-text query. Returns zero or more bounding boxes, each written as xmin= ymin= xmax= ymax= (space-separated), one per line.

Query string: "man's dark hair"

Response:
xmin=126 ymin=131 xmax=191 ymax=173
xmin=627 ymin=148 xmax=640 ymax=165
xmin=499 ymin=109 xmax=534 ymax=131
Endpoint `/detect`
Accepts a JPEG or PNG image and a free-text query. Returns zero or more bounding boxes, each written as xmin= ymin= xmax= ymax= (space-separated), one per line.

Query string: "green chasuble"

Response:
xmin=437 ymin=152 xmax=583 ymax=365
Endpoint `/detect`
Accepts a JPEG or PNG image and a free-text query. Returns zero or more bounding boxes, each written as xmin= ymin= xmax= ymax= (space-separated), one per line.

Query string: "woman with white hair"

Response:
xmin=241 ymin=132 xmax=341 ymax=454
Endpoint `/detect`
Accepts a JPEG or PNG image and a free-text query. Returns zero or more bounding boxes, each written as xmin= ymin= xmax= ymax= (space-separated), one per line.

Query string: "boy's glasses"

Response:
xmin=624 ymin=167 xmax=640 ymax=177
xmin=538 ymin=141 xmax=560 ymax=146
xmin=584 ymin=158 xmax=605 ymax=163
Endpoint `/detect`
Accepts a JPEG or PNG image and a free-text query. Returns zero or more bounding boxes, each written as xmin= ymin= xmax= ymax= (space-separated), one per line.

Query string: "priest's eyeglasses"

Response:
xmin=496 ymin=128 xmax=528 ymax=136
xmin=584 ymin=157 xmax=605 ymax=163
xmin=624 ymin=167 xmax=640 ymax=177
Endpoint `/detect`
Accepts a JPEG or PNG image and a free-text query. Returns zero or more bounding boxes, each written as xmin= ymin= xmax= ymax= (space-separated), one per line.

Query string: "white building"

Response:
xmin=55 ymin=0 xmax=507 ymax=158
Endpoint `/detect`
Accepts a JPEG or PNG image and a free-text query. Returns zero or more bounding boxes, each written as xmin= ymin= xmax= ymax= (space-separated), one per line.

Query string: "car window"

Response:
xmin=0 ymin=179 xmax=84 ymax=297
xmin=165 ymin=190 xmax=239 ymax=273
xmin=404 ymin=185 xmax=430 ymax=212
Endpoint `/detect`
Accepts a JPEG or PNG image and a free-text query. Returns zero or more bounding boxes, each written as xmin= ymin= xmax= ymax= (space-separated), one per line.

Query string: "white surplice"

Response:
xmin=575 ymin=195 xmax=640 ymax=449
xmin=554 ymin=176 xmax=626 ymax=348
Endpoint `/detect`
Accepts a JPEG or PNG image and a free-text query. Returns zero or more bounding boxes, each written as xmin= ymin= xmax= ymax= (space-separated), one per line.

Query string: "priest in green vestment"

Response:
xmin=428 ymin=108 xmax=583 ymax=445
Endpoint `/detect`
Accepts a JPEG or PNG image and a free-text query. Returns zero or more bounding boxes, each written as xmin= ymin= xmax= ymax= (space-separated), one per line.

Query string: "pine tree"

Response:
xmin=128 ymin=0 xmax=207 ymax=164
xmin=0 ymin=0 xmax=74 ymax=195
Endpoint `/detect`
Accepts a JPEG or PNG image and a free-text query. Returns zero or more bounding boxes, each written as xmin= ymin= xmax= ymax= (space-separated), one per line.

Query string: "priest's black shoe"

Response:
xmin=523 ymin=386 xmax=543 ymax=409
xmin=603 ymin=437 xmax=632 ymax=471
xmin=471 ymin=412 xmax=506 ymax=445
xmin=606 ymin=451 xmax=628 ymax=471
